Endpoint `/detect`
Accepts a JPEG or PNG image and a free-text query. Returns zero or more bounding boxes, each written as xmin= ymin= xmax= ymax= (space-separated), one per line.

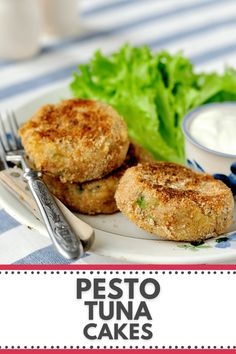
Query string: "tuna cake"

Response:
xmin=19 ymin=99 xmax=129 ymax=183
xmin=43 ymin=163 xmax=125 ymax=215
xmin=42 ymin=143 xmax=151 ymax=215
xmin=115 ymin=162 xmax=234 ymax=242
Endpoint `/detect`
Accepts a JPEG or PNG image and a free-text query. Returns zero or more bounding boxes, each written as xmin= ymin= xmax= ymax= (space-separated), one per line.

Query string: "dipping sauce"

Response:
xmin=189 ymin=107 xmax=236 ymax=155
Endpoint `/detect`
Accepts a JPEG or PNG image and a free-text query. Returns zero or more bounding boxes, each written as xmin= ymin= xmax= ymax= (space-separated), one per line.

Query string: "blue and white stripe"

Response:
xmin=0 ymin=0 xmax=235 ymax=263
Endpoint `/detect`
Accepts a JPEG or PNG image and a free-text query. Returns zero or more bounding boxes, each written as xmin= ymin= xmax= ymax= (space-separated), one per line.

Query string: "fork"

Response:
xmin=0 ymin=111 xmax=84 ymax=260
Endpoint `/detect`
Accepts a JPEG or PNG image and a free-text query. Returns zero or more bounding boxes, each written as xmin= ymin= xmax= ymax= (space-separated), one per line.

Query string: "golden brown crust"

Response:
xmin=43 ymin=173 xmax=119 ymax=215
xmin=19 ymin=99 xmax=129 ymax=183
xmin=115 ymin=162 xmax=234 ymax=241
xmin=42 ymin=145 xmax=139 ymax=215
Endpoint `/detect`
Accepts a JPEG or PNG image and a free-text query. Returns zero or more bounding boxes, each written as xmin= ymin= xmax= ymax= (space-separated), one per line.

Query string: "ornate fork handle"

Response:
xmin=23 ymin=169 xmax=83 ymax=260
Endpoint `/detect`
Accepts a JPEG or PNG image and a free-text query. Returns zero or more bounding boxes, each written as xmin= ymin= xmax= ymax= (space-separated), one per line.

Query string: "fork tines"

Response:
xmin=0 ymin=111 xmax=22 ymax=152
xmin=0 ymin=111 xmax=22 ymax=169
xmin=0 ymin=113 xmax=9 ymax=153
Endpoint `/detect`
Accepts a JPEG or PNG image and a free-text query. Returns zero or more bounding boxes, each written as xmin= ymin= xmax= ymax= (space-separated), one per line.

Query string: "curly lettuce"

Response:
xmin=70 ymin=44 xmax=236 ymax=163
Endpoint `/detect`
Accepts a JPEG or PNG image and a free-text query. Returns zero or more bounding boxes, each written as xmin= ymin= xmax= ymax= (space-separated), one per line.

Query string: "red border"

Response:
xmin=0 ymin=266 xmax=235 ymax=352
xmin=0 ymin=264 xmax=236 ymax=270
xmin=0 ymin=350 xmax=235 ymax=353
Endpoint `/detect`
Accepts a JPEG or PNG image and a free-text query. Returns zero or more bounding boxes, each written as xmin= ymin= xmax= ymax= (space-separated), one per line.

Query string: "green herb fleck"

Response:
xmin=136 ymin=196 xmax=146 ymax=208
xmin=178 ymin=242 xmax=211 ymax=251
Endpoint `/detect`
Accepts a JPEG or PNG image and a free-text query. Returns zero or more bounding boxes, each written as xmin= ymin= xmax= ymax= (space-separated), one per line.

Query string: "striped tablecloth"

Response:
xmin=0 ymin=0 xmax=236 ymax=264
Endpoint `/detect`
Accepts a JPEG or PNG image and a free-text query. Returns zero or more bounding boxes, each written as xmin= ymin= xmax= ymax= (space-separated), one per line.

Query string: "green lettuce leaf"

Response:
xmin=70 ymin=44 xmax=236 ymax=163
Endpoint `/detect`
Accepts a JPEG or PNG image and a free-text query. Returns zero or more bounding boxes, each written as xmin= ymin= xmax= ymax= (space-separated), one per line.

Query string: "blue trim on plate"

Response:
xmin=182 ymin=102 xmax=236 ymax=158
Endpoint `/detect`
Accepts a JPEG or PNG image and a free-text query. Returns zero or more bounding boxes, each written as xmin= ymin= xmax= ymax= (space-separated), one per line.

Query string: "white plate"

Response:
xmin=1 ymin=84 xmax=236 ymax=264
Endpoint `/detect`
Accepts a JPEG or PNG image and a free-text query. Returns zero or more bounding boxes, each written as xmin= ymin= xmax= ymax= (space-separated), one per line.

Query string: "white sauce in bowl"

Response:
xmin=189 ymin=108 xmax=236 ymax=155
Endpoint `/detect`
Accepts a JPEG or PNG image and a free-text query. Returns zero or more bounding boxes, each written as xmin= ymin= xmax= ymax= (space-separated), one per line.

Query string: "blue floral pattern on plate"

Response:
xmin=187 ymin=160 xmax=236 ymax=196
xmin=215 ymin=232 xmax=236 ymax=249
xmin=177 ymin=232 xmax=236 ymax=251
xmin=187 ymin=159 xmax=205 ymax=173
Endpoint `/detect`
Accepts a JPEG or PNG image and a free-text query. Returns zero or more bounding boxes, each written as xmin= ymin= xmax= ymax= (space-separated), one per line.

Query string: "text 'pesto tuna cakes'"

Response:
xmin=115 ymin=162 xmax=234 ymax=242
xmin=19 ymin=98 xmax=129 ymax=183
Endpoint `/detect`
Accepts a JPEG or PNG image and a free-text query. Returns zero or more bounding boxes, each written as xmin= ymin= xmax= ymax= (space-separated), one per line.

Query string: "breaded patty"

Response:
xmin=19 ymin=99 xmax=129 ymax=183
xmin=42 ymin=146 xmax=138 ymax=215
xmin=43 ymin=173 xmax=119 ymax=215
xmin=115 ymin=162 xmax=234 ymax=242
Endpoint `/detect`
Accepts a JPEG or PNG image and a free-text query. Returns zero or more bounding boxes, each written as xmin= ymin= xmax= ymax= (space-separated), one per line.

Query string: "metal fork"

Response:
xmin=0 ymin=111 xmax=84 ymax=260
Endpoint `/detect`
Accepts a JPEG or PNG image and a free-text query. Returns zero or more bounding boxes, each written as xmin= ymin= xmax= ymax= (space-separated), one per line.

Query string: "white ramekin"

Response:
xmin=182 ymin=102 xmax=236 ymax=195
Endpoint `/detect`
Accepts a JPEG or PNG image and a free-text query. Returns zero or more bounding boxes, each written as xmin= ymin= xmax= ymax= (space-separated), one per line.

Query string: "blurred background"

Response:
xmin=0 ymin=0 xmax=235 ymax=110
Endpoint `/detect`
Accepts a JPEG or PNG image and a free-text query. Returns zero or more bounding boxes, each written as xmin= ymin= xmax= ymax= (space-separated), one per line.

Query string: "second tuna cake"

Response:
xmin=115 ymin=162 xmax=234 ymax=242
